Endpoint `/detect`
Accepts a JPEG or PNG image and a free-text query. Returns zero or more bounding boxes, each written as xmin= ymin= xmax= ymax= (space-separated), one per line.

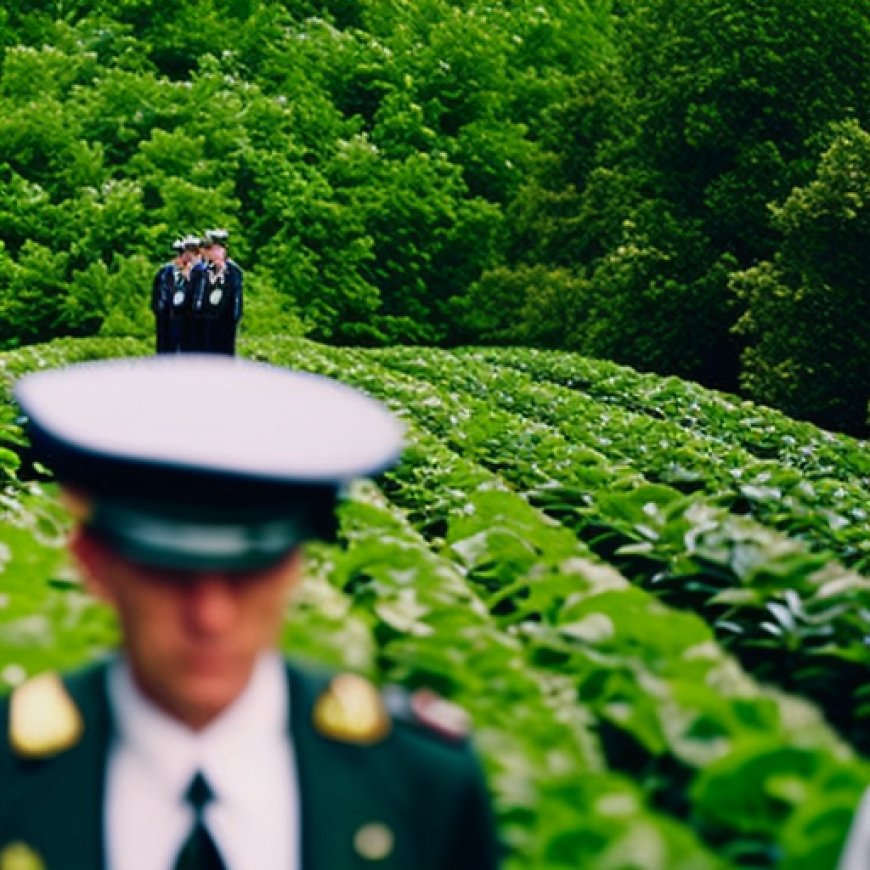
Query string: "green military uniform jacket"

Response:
xmin=0 ymin=661 xmax=499 ymax=870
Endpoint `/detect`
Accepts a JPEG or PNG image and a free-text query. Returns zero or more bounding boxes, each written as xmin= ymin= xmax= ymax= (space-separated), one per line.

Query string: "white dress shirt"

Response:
xmin=839 ymin=787 xmax=870 ymax=870
xmin=105 ymin=653 xmax=298 ymax=870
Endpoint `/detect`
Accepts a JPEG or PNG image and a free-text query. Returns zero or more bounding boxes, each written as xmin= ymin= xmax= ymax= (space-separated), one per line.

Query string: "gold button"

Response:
xmin=354 ymin=822 xmax=394 ymax=861
xmin=0 ymin=842 xmax=45 ymax=870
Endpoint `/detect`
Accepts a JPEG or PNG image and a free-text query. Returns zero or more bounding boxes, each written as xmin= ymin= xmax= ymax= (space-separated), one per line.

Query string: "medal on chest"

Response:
xmin=208 ymin=267 xmax=226 ymax=306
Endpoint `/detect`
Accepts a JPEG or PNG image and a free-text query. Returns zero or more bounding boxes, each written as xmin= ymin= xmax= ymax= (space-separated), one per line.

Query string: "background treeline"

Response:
xmin=0 ymin=0 xmax=868 ymax=435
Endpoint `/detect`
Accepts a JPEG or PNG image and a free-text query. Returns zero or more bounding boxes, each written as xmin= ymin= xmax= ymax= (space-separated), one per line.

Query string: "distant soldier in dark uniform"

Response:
xmin=1 ymin=357 xmax=500 ymax=870
xmin=166 ymin=236 xmax=201 ymax=353
xmin=191 ymin=229 xmax=243 ymax=355
xmin=151 ymin=239 xmax=183 ymax=354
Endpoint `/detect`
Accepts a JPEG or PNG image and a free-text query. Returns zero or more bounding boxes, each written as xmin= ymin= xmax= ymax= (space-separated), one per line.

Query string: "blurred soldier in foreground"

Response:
xmin=151 ymin=239 xmax=184 ymax=354
xmin=191 ymin=229 xmax=243 ymax=355
xmin=0 ymin=356 xmax=499 ymax=870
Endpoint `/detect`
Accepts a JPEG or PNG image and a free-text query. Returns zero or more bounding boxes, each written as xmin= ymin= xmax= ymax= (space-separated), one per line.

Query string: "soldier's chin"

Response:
xmin=177 ymin=680 xmax=244 ymax=728
xmin=167 ymin=668 xmax=251 ymax=730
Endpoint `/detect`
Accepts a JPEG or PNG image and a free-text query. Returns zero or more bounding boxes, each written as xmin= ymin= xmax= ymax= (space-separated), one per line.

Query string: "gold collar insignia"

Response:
xmin=313 ymin=674 xmax=391 ymax=744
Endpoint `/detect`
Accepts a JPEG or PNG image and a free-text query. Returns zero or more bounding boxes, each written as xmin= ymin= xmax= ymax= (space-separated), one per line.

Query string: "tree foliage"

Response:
xmin=496 ymin=0 xmax=870 ymax=421
xmin=733 ymin=120 xmax=870 ymax=435
xmin=0 ymin=0 xmax=867 ymax=431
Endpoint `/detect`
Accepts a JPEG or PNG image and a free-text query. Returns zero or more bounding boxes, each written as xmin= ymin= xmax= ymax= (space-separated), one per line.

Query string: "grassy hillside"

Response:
xmin=1 ymin=336 xmax=868 ymax=868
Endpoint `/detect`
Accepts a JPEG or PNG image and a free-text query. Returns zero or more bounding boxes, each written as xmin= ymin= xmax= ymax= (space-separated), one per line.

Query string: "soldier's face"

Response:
xmin=72 ymin=529 xmax=302 ymax=730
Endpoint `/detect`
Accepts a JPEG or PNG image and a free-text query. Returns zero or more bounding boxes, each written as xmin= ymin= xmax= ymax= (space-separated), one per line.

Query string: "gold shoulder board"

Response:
xmin=9 ymin=672 xmax=84 ymax=759
xmin=313 ymin=674 xmax=391 ymax=745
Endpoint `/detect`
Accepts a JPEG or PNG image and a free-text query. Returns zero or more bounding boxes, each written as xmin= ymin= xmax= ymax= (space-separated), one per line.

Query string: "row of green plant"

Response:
xmin=246 ymin=338 xmax=870 ymax=758
xmin=1 ymin=336 xmax=868 ymax=867
xmin=0 ymin=462 xmax=727 ymax=869
xmin=247 ymin=336 xmax=870 ymax=866
xmin=464 ymin=347 xmax=869 ymax=484
xmin=0 ymin=339 xmax=717 ymax=867
xmin=333 ymin=481 xmax=724 ymax=869
xmin=370 ymin=346 xmax=869 ymax=571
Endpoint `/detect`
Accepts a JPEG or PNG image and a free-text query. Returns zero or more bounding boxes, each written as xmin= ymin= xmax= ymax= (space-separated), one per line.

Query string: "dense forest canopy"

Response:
xmin=0 ymin=0 xmax=868 ymax=434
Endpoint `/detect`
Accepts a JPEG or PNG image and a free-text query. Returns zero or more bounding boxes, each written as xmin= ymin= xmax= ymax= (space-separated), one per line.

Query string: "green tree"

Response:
xmin=452 ymin=264 xmax=589 ymax=347
xmin=359 ymin=152 xmax=501 ymax=344
xmin=0 ymin=242 xmax=95 ymax=349
xmin=616 ymin=0 xmax=870 ymax=263
xmin=508 ymin=0 xmax=870 ymax=391
xmin=733 ymin=120 xmax=870 ymax=435
xmin=86 ymin=255 xmax=152 ymax=340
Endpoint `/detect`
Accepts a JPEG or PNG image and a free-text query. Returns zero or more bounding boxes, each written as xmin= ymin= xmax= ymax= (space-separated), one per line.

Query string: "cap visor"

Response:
xmin=90 ymin=505 xmax=305 ymax=572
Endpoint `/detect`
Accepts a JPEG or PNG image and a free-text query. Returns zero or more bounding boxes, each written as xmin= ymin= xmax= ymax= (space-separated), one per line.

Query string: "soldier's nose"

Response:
xmin=183 ymin=575 xmax=238 ymax=634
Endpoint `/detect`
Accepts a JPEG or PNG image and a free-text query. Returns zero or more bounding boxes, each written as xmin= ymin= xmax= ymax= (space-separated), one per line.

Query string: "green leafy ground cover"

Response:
xmin=1 ymin=337 xmax=868 ymax=868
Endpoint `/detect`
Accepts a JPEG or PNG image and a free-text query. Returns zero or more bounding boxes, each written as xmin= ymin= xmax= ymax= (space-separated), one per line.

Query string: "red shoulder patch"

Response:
xmin=410 ymin=689 xmax=471 ymax=741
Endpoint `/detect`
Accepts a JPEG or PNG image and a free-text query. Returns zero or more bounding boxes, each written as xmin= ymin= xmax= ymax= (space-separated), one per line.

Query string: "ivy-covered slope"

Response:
xmin=1 ymin=337 xmax=868 ymax=869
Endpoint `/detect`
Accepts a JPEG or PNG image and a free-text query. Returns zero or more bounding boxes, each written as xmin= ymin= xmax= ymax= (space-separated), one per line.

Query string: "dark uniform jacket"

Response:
xmin=0 ymin=660 xmax=499 ymax=870
xmin=151 ymin=264 xmax=175 ymax=354
xmin=166 ymin=266 xmax=198 ymax=353
xmin=191 ymin=261 xmax=243 ymax=356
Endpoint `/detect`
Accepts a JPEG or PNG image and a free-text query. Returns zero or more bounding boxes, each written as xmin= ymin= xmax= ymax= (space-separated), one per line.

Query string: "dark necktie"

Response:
xmin=172 ymin=771 xmax=227 ymax=870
